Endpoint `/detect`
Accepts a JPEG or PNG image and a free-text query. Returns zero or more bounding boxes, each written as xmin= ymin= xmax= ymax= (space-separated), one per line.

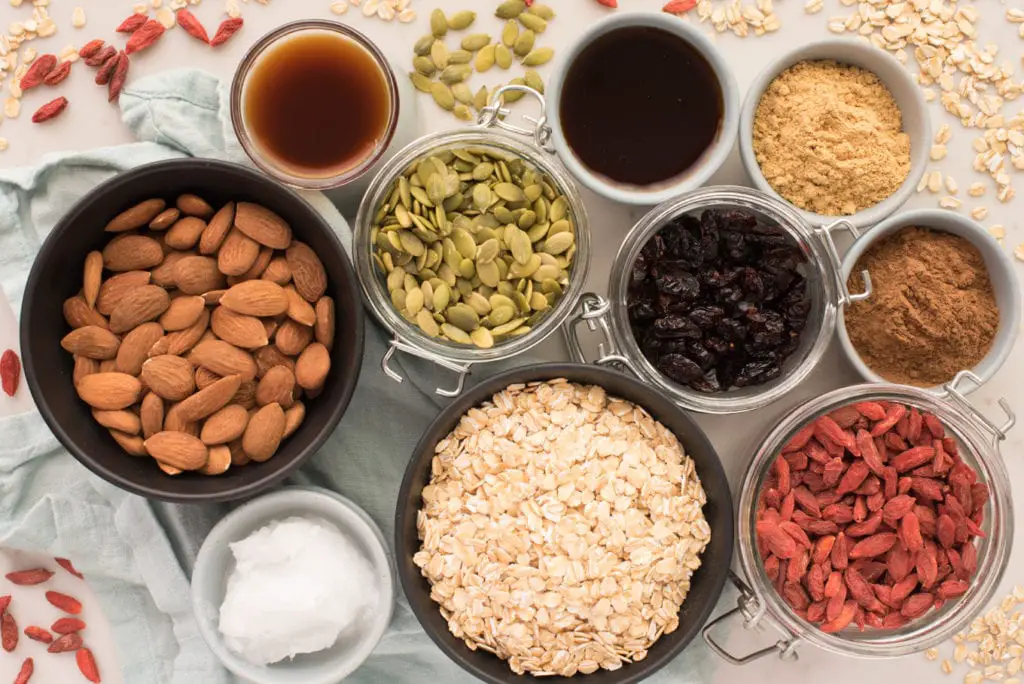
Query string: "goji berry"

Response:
xmin=31 ymin=97 xmax=69 ymax=124
xmin=55 ymin=558 xmax=84 ymax=580
xmin=51 ymin=617 xmax=86 ymax=635
xmin=42 ymin=61 xmax=72 ymax=86
xmin=2 ymin=611 xmax=17 ymax=652
xmin=1 ymin=349 xmax=21 ymax=397
xmin=210 ymin=17 xmax=243 ymax=47
xmin=5 ymin=568 xmax=52 ymax=585
xmin=13 ymin=658 xmax=32 ymax=684
xmin=126 ymin=20 xmax=166 ymax=55
xmin=662 ymin=0 xmax=698 ymax=12
xmin=23 ymin=626 xmax=52 ymax=644
xmin=116 ymin=14 xmax=147 ymax=33
xmin=176 ymin=9 xmax=209 ymax=43
xmin=76 ymin=647 xmax=101 ymax=683
xmin=78 ymin=40 xmax=105 ymax=59
xmin=47 ymin=632 xmax=83 ymax=653
xmin=20 ymin=54 xmax=57 ymax=91
xmin=45 ymin=591 xmax=82 ymax=615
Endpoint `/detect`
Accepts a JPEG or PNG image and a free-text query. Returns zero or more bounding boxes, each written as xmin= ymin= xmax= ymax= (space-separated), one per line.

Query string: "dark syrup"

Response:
xmin=244 ymin=31 xmax=391 ymax=178
xmin=559 ymin=26 xmax=723 ymax=186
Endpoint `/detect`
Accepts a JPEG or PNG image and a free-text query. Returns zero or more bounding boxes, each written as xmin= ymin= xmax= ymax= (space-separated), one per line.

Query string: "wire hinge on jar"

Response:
xmin=477 ymin=85 xmax=554 ymax=153
xmin=818 ymin=219 xmax=873 ymax=307
xmin=943 ymin=370 xmax=1016 ymax=441
xmin=562 ymin=292 xmax=643 ymax=376
xmin=702 ymin=571 xmax=803 ymax=665
xmin=381 ymin=338 xmax=471 ymax=398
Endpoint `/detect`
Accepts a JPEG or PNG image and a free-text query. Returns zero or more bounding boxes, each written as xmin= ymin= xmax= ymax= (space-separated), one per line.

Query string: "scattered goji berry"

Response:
xmin=42 ymin=61 xmax=72 ymax=86
xmin=84 ymin=45 xmax=116 ymax=68
xmin=116 ymin=14 xmax=147 ymax=33
xmin=23 ymin=626 xmax=52 ymax=644
xmin=662 ymin=0 xmax=698 ymax=12
xmin=108 ymin=53 xmax=130 ymax=102
xmin=210 ymin=17 xmax=243 ymax=47
xmin=47 ymin=632 xmax=83 ymax=653
xmin=51 ymin=617 xmax=87 ymax=635
xmin=20 ymin=54 xmax=57 ymax=91
xmin=31 ymin=97 xmax=69 ymax=124
xmin=176 ymin=9 xmax=209 ymax=43
xmin=126 ymin=20 xmax=166 ymax=55
xmin=5 ymin=568 xmax=52 ymax=585
xmin=13 ymin=658 xmax=32 ymax=684
xmin=45 ymin=591 xmax=82 ymax=615
xmin=55 ymin=558 xmax=84 ymax=580
xmin=76 ymin=647 xmax=101 ymax=683
xmin=2 ymin=611 xmax=18 ymax=652
xmin=1 ymin=349 xmax=20 ymax=397
xmin=78 ymin=40 xmax=105 ymax=59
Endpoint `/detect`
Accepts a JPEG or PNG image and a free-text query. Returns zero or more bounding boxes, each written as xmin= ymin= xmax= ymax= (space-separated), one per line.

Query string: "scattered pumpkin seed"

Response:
xmin=474 ymin=44 xmax=496 ymax=72
xmin=502 ymin=78 xmax=527 ymax=103
xmin=409 ymin=72 xmax=433 ymax=93
xmin=448 ymin=49 xmax=473 ymax=65
xmin=414 ymin=34 xmax=435 ymax=56
xmin=430 ymin=8 xmax=448 ymax=37
xmin=514 ymin=29 xmax=535 ymax=57
xmin=524 ymin=70 xmax=544 ymax=94
xmin=471 ymin=327 xmax=494 ymax=348
xmin=522 ymin=47 xmax=554 ymax=66
xmin=495 ymin=44 xmax=513 ymax=69
xmin=453 ymin=104 xmax=474 ymax=121
xmin=431 ymin=82 xmax=455 ymax=110
xmin=417 ymin=309 xmax=440 ymax=336
xmin=472 ymin=86 xmax=490 ymax=111
xmin=518 ymin=12 xmax=547 ymax=33
xmin=461 ymin=33 xmax=491 ymax=51
xmin=495 ymin=0 xmax=526 ymax=19
xmin=501 ymin=20 xmax=519 ymax=47
xmin=451 ymin=83 xmax=474 ymax=105
xmin=447 ymin=10 xmax=476 ymax=30
xmin=430 ymin=41 xmax=450 ymax=69
xmin=528 ymin=3 xmax=555 ymax=20
xmin=440 ymin=64 xmax=472 ymax=85
xmin=413 ymin=55 xmax=437 ymax=76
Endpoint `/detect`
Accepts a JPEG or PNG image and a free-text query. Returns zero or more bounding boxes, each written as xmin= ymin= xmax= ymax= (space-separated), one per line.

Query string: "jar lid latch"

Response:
xmin=943 ymin=370 xmax=1016 ymax=441
xmin=817 ymin=219 xmax=873 ymax=307
xmin=562 ymin=293 xmax=643 ymax=375
xmin=702 ymin=571 xmax=802 ymax=665
xmin=381 ymin=338 xmax=471 ymax=398
xmin=477 ymin=85 xmax=554 ymax=153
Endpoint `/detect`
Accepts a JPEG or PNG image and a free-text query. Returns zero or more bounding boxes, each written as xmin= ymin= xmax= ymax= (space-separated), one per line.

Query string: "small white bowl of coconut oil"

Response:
xmin=191 ymin=486 xmax=394 ymax=684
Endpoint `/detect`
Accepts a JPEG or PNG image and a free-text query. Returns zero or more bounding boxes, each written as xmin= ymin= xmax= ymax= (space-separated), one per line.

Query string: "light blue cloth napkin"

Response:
xmin=0 ymin=69 xmax=725 ymax=684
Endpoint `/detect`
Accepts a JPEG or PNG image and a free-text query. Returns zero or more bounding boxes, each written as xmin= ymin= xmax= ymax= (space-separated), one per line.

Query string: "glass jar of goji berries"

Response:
xmin=702 ymin=372 xmax=1015 ymax=662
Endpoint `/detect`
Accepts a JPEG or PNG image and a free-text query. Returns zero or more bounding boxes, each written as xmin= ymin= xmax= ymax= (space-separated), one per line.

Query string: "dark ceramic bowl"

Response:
xmin=20 ymin=159 xmax=364 ymax=503
xmin=396 ymin=363 xmax=734 ymax=684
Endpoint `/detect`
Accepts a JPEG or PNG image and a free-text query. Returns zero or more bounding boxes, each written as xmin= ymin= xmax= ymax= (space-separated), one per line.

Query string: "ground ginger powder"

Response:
xmin=844 ymin=227 xmax=999 ymax=387
xmin=752 ymin=60 xmax=911 ymax=216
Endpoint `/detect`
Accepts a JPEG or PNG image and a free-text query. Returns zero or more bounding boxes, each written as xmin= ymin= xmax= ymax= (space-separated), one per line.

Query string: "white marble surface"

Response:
xmin=0 ymin=1 xmax=1022 ymax=682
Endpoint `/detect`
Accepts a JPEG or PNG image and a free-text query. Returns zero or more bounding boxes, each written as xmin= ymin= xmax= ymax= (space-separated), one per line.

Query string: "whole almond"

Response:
xmin=275 ymin=319 xmax=314 ymax=356
xmin=145 ymin=431 xmax=208 ymax=470
xmin=61 ymin=325 xmax=121 ymax=360
xmin=148 ymin=336 xmax=170 ymax=357
xmin=261 ymin=257 xmax=292 ymax=285
xmin=97 ymin=271 xmax=152 ymax=315
xmin=167 ymin=308 xmax=210 ymax=355
xmin=93 ymin=409 xmax=141 ymax=435
xmin=231 ymin=246 xmax=273 ymax=283
xmin=227 ymin=439 xmax=249 ymax=466
xmin=73 ymin=355 xmax=99 ymax=385
xmin=200 ymin=404 xmax=249 ymax=445
xmin=211 ymin=307 xmax=268 ymax=349
xmin=110 ymin=429 xmax=148 ymax=456
xmin=220 ymin=280 xmax=289 ymax=317
xmin=218 ymin=229 xmax=260 ymax=277
xmin=105 ymin=198 xmax=167 ymax=233
xmin=286 ymin=241 xmax=327 ymax=303
xmin=116 ymin=321 xmax=164 ymax=375
xmin=176 ymin=374 xmax=242 ymax=422
xmin=199 ymin=202 xmax=235 ymax=255
xmin=284 ymin=286 xmax=316 ymax=326
xmin=242 ymin=402 xmax=286 ymax=462
xmin=314 ymin=296 xmax=335 ymax=349
xmin=102 ymin=234 xmax=164 ymax=272
xmin=164 ymin=216 xmax=207 ymax=251
xmin=263 ymin=318 xmax=280 ymax=340
xmin=140 ymin=392 xmax=164 ymax=439
xmin=76 ymin=372 xmax=142 ymax=410
xmin=151 ymin=251 xmax=192 ymax=288
xmin=159 ymin=295 xmax=205 ymax=331
xmin=64 ymin=295 xmax=109 ymax=329
xmin=256 ymin=365 xmax=296 ymax=408
xmin=194 ymin=366 xmax=221 ymax=390
xmin=200 ymin=444 xmax=232 ymax=475
xmin=283 ymin=401 xmax=305 ymax=439
xmin=109 ymin=285 xmax=170 ymax=334
xmin=295 ymin=342 xmax=331 ymax=390
xmin=159 ymin=462 xmax=183 ymax=475
xmin=174 ymin=255 xmax=225 ymax=295
xmin=176 ymin=193 xmax=214 ymax=219
xmin=141 ymin=355 xmax=195 ymax=401
xmin=234 ymin=202 xmax=293 ymax=249
xmin=163 ymin=403 xmax=199 ymax=437
xmin=99 ymin=359 xmax=118 ymax=373
xmin=232 ymin=380 xmax=257 ymax=410
xmin=149 ymin=207 xmax=181 ymax=231
xmin=190 ymin=339 xmax=258 ymax=381
xmin=202 ymin=289 xmax=226 ymax=306
xmin=83 ymin=251 xmax=103 ymax=309
xmin=254 ymin=345 xmax=295 ymax=378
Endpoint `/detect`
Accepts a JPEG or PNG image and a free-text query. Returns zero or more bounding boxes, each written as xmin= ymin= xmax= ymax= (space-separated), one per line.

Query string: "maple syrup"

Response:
xmin=559 ymin=26 xmax=723 ymax=186
xmin=241 ymin=28 xmax=394 ymax=179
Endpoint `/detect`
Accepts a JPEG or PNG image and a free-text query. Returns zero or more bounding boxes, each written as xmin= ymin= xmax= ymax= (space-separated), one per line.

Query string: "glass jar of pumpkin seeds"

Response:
xmin=354 ymin=86 xmax=590 ymax=396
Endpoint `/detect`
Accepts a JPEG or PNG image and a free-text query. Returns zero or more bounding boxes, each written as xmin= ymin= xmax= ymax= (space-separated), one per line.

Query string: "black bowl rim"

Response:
xmin=19 ymin=158 xmax=365 ymax=503
xmin=395 ymin=362 xmax=734 ymax=684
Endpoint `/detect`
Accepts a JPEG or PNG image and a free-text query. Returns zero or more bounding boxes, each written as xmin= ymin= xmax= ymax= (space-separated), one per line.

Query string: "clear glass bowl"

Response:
xmin=354 ymin=126 xmax=590 ymax=392
xmin=565 ymin=186 xmax=865 ymax=414
xmin=721 ymin=377 xmax=1015 ymax=660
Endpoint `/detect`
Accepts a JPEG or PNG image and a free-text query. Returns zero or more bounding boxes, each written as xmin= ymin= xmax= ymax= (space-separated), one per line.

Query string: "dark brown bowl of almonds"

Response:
xmin=20 ymin=159 xmax=364 ymax=503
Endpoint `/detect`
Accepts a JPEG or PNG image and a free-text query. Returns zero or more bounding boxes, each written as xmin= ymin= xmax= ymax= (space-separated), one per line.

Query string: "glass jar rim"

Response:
xmin=353 ymin=126 xmax=591 ymax=364
xmin=604 ymin=185 xmax=841 ymax=414
xmin=229 ymin=20 xmax=401 ymax=191
xmin=736 ymin=381 xmax=1013 ymax=658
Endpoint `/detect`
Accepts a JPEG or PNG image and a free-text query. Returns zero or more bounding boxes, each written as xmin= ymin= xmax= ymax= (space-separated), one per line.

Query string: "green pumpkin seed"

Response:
xmin=524 ymin=70 xmax=544 ymax=94
xmin=391 ymin=288 xmax=407 ymax=310
xmin=509 ymin=227 xmax=533 ymax=264
xmin=471 ymin=327 xmax=495 ymax=348
xmin=439 ymin=64 xmax=472 ymax=85
xmin=451 ymin=83 xmax=473 ymax=105
xmin=453 ymin=228 xmax=477 ymax=258
xmin=430 ymin=8 xmax=448 ymax=37
xmin=487 ymin=305 xmax=516 ymax=327
xmin=405 ymin=287 xmax=425 ymax=314
xmin=399 ymin=231 xmax=426 ymax=257
xmin=461 ymin=33 xmax=491 ymax=51
xmin=472 ymin=183 xmax=493 ymax=211
xmin=532 ymin=263 xmax=560 ymax=282
xmin=490 ymin=317 xmax=527 ymax=336
xmin=527 ymin=222 xmax=549 ymax=242
xmin=495 ymin=44 xmax=513 ymax=69
xmin=530 ymin=291 xmax=549 ymax=311
xmin=409 ymin=72 xmax=433 ymax=93
xmin=477 ymin=260 xmax=500 ymax=288
xmin=493 ymin=182 xmax=526 ymax=202
xmin=441 ymin=323 xmax=472 ymax=344
xmin=417 ymin=309 xmax=440 ymax=337
xmin=465 ymin=291 xmax=491 ymax=316
xmin=448 ymin=49 xmax=473 ymax=65
xmin=472 ymin=162 xmax=494 ymax=181
xmin=413 ymin=56 xmax=436 ymax=76
xmin=517 ymin=210 xmax=537 ymax=229
xmin=430 ymin=82 xmax=455 ymax=111
xmin=495 ymin=0 xmax=525 ymax=19
xmin=447 ymin=10 xmax=476 ymax=30
xmin=476 ymin=238 xmax=500 ymax=264
xmin=522 ymin=47 xmax=553 ymax=66
xmin=510 ymin=290 xmax=530 ymax=313
xmin=430 ymin=41 xmax=449 ymax=69
xmin=501 ymin=20 xmax=519 ymax=46
xmin=550 ymin=195 xmax=568 ymax=222
xmin=414 ymin=34 xmax=435 ymax=55
xmin=502 ymin=78 xmax=527 ymax=103
xmin=513 ymin=30 xmax=535 ymax=57
xmin=528 ymin=3 xmax=556 ymax=19
xmin=518 ymin=12 xmax=547 ymax=32
xmin=446 ymin=303 xmax=480 ymax=331
xmin=542 ymin=231 xmax=574 ymax=255
xmin=474 ymin=45 xmax=496 ymax=72
xmin=458 ymin=258 xmax=476 ymax=279
xmin=386 ymin=267 xmax=406 ymax=291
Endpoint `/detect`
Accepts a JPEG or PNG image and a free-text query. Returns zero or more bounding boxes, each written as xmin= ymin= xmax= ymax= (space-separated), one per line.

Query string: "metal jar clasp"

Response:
xmin=477 ymin=84 xmax=554 ymax=153
xmin=562 ymin=292 xmax=642 ymax=375
xmin=702 ymin=571 xmax=802 ymax=665
xmin=818 ymin=219 xmax=872 ymax=307
xmin=381 ymin=337 xmax=471 ymax=398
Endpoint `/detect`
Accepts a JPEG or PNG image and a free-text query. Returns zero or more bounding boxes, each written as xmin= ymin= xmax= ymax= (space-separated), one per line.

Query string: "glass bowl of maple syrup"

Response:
xmin=231 ymin=21 xmax=403 ymax=203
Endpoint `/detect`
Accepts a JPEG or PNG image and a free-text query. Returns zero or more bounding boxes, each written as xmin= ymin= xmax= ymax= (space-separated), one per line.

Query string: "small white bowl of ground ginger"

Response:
xmin=837 ymin=209 xmax=1021 ymax=393
xmin=739 ymin=39 xmax=931 ymax=230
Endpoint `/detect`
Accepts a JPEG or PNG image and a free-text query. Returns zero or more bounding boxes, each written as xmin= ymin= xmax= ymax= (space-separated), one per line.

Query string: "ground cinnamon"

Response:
xmin=844 ymin=227 xmax=999 ymax=387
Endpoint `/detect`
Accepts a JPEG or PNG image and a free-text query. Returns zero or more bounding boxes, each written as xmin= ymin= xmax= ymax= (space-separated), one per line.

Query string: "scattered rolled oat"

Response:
xmin=1015 ymin=243 xmax=1024 ymax=262
xmin=946 ymin=176 xmax=959 ymax=194
xmin=929 ymin=586 xmax=1024 ymax=680
xmin=940 ymin=196 xmax=962 ymax=210
xmin=971 ymin=206 xmax=988 ymax=221
xmin=969 ymin=182 xmax=987 ymax=197
xmin=989 ymin=225 xmax=1006 ymax=242
xmin=414 ymin=379 xmax=710 ymax=677
xmin=71 ymin=7 xmax=86 ymax=29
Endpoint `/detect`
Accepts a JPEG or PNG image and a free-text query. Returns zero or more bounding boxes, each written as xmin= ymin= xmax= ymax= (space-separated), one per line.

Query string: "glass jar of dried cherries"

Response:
xmin=702 ymin=373 xmax=1015 ymax=663
xmin=564 ymin=186 xmax=867 ymax=414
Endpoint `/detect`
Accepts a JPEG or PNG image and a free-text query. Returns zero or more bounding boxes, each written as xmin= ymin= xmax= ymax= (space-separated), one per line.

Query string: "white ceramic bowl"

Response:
xmin=739 ymin=39 xmax=931 ymax=229
xmin=545 ymin=12 xmax=740 ymax=206
xmin=837 ymin=209 xmax=1021 ymax=393
xmin=191 ymin=487 xmax=394 ymax=684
